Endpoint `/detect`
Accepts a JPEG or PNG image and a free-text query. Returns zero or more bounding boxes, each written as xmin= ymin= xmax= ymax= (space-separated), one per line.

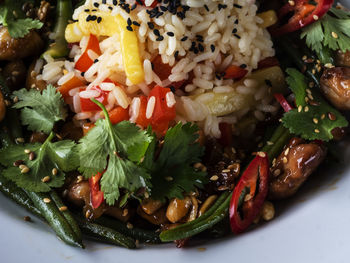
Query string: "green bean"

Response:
xmin=49 ymin=190 xmax=82 ymax=241
xmin=0 ymin=173 xmax=41 ymax=217
xmin=96 ymin=216 xmax=161 ymax=244
xmin=160 ymin=192 xmax=231 ymax=242
xmin=74 ymin=216 xmax=136 ymax=249
xmin=42 ymin=0 xmax=72 ymax=58
xmin=25 ymin=190 xmax=84 ymax=248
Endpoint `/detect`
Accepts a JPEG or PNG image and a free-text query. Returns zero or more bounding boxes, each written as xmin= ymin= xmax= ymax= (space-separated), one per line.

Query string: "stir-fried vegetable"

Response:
xmin=229 ymin=153 xmax=269 ymax=234
xmin=271 ymin=0 xmax=334 ymax=36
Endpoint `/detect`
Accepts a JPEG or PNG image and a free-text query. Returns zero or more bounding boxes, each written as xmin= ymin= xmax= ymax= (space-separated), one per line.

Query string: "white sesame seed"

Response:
xmin=210 ymin=175 xmax=219 ymax=181
xmin=52 ymin=168 xmax=58 ymax=176
xmin=43 ymin=198 xmax=51 ymax=203
xmin=331 ymin=32 xmax=338 ymax=39
xmin=59 ymin=206 xmax=68 ymax=212
xmin=273 ymin=169 xmax=281 ymax=176
xmin=257 ymin=152 xmax=266 ymax=158
xmin=283 ymin=157 xmax=288 ymax=164
xmin=313 ymin=118 xmax=319 ymax=124
xmin=41 ymin=176 xmax=51 ymax=183
xmin=313 ymin=15 xmax=319 ymax=20
xmin=315 ymin=129 xmax=320 ymax=133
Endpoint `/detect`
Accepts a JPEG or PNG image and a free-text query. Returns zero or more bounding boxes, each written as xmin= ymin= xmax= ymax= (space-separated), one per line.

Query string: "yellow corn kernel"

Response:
xmin=257 ymin=10 xmax=278 ymax=28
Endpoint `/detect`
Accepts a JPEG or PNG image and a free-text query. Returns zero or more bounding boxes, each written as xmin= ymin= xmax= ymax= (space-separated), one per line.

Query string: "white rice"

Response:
xmin=46 ymin=0 xmax=278 ymax=138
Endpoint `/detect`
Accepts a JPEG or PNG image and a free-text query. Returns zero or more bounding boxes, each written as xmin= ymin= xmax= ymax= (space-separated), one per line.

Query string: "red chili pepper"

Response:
xmin=89 ymin=172 xmax=104 ymax=209
xmin=75 ymin=34 xmax=101 ymax=72
xmin=270 ymin=0 xmax=334 ymax=36
xmin=274 ymin=93 xmax=293 ymax=112
xmin=80 ymin=86 xmax=109 ymax=112
xmin=229 ymin=153 xmax=269 ymax=234
xmin=223 ymin=65 xmax=248 ymax=80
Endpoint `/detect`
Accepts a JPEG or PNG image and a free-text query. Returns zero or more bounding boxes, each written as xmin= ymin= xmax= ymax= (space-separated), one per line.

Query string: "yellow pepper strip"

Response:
xmin=114 ymin=15 xmax=144 ymax=85
xmin=65 ymin=11 xmax=144 ymax=85
xmin=257 ymin=10 xmax=278 ymax=28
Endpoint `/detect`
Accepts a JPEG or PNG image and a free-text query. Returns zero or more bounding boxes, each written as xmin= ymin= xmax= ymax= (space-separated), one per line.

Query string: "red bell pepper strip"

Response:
xmin=223 ymin=65 xmax=248 ymax=80
xmin=80 ymin=86 xmax=109 ymax=112
xmin=75 ymin=34 xmax=101 ymax=72
xmin=108 ymin=106 xmax=130 ymax=124
xmin=270 ymin=0 xmax=334 ymax=36
xmin=274 ymin=93 xmax=293 ymax=112
xmin=229 ymin=153 xmax=269 ymax=234
xmin=57 ymin=75 xmax=86 ymax=99
xmin=89 ymin=172 xmax=104 ymax=209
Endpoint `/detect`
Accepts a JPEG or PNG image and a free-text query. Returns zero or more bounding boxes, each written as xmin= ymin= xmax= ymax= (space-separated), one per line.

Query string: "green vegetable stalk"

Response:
xmin=42 ymin=0 xmax=72 ymax=58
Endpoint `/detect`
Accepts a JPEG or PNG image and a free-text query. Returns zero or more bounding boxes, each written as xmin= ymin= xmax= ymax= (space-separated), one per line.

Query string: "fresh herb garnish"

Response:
xmin=142 ymin=123 xmax=207 ymax=201
xmin=0 ymin=0 xmax=43 ymax=38
xmin=12 ymin=85 xmax=67 ymax=134
xmin=77 ymin=99 xmax=151 ymax=205
xmin=0 ymin=132 xmax=78 ymax=192
xmin=282 ymin=68 xmax=348 ymax=141
xmin=301 ymin=7 xmax=350 ymax=53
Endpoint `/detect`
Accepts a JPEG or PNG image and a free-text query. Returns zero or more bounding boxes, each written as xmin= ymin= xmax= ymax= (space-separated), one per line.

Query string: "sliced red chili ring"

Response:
xmin=274 ymin=93 xmax=293 ymax=112
xmin=229 ymin=153 xmax=269 ymax=234
xmin=270 ymin=0 xmax=334 ymax=36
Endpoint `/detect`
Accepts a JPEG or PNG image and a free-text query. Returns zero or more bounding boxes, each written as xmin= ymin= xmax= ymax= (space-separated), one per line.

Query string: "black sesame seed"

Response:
xmin=160 ymin=6 xmax=168 ymax=12
xmin=234 ymin=34 xmax=241 ymax=39
xmin=136 ymin=0 xmax=143 ymax=4
xmin=102 ymin=0 xmax=107 ymax=4
xmin=127 ymin=17 xmax=132 ymax=26
xmin=84 ymin=9 xmax=90 ymax=12
xmin=81 ymin=72 xmax=85 ymax=77
xmin=147 ymin=22 xmax=154 ymax=29
xmin=94 ymin=59 xmax=99 ymax=63
xmin=167 ymin=31 xmax=175 ymax=37
xmin=93 ymin=2 xmax=99 ymax=7
xmin=218 ymin=4 xmax=227 ymax=10
xmin=234 ymin=4 xmax=242 ymax=8
xmin=198 ymin=43 xmax=204 ymax=52
xmin=234 ymin=19 xmax=239 ymax=24
xmin=204 ymin=4 xmax=209 ymax=11
xmin=126 ymin=25 xmax=133 ymax=31
xmin=156 ymin=36 xmax=164 ymax=41
xmin=240 ymin=64 xmax=247 ymax=69
xmin=170 ymin=86 xmax=176 ymax=93
xmin=91 ymin=9 xmax=97 ymax=11
xmin=232 ymin=28 xmax=237 ymax=34
xmin=97 ymin=17 xmax=102 ymax=23
xmin=153 ymin=29 xmax=160 ymax=36
xmin=90 ymin=15 xmax=97 ymax=21
xmin=133 ymin=21 xmax=140 ymax=26
xmin=113 ymin=0 xmax=118 ymax=6
xmin=210 ymin=44 xmax=215 ymax=52
xmin=108 ymin=6 xmax=113 ymax=10
xmin=174 ymin=50 xmax=179 ymax=58
xmin=181 ymin=36 xmax=188 ymax=41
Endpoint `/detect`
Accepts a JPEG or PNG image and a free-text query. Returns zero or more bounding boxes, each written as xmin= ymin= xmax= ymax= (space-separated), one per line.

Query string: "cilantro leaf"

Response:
xmin=78 ymin=100 xmax=151 ymax=205
xmin=12 ymin=85 xmax=67 ymax=134
xmin=301 ymin=8 xmax=350 ymax=53
xmin=0 ymin=133 xmax=78 ymax=192
xmin=282 ymin=69 xmax=348 ymax=141
xmin=0 ymin=0 xmax=43 ymax=38
xmin=7 ymin=18 xmax=43 ymax=39
xmin=143 ymin=123 xmax=208 ymax=201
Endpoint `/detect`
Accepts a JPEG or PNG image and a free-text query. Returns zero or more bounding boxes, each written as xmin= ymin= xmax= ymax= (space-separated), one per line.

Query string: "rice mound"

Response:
xmin=38 ymin=0 xmax=278 ymax=138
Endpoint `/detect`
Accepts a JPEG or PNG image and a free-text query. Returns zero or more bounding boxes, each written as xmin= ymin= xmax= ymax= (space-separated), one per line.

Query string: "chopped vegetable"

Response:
xmin=282 ymin=68 xmax=348 ymax=141
xmin=58 ymin=75 xmax=86 ymax=99
xmin=0 ymin=132 xmax=78 ymax=192
xmin=142 ymin=123 xmax=207 ymax=201
xmin=271 ymin=0 xmax=334 ymax=36
xmin=42 ymin=0 xmax=72 ymax=58
xmin=108 ymin=106 xmax=130 ymax=125
xmin=0 ymin=0 xmax=43 ymax=38
xmin=12 ymin=85 xmax=67 ymax=134
xmin=274 ymin=93 xmax=293 ymax=112
xmin=301 ymin=7 xmax=350 ymax=54
xmin=229 ymin=153 xmax=269 ymax=234
xmin=223 ymin=65 xmax=248 ymax=80
xmin=89 ymin=172 xmax=104 ymax=209
xmin=75 ymin=34 xmax=101 ymax=72
xmin=80 ymin=86 xmax=109 ymax=112
xmin=77 ymin=99 xmax=151 ymax=205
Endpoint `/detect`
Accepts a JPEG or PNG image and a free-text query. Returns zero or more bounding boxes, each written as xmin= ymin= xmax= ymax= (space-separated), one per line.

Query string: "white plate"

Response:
xmin=1 ymin=2 xmax=350 ymax=262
